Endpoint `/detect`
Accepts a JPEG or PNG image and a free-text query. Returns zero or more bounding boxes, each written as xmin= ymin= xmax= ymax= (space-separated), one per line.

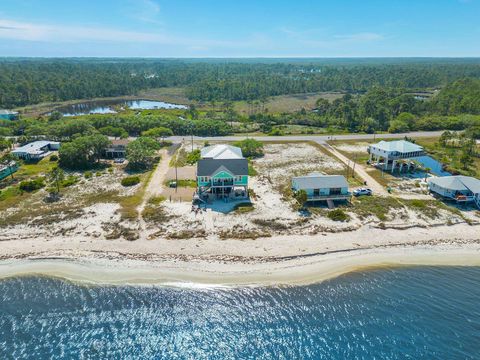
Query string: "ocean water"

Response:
xmin=1 ymin=267 xmax=480 ymax=359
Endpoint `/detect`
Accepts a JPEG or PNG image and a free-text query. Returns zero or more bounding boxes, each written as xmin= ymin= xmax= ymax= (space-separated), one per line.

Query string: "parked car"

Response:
xmin=353 ymin=188 xmax=372 ymax=197
xmin=114 ymin=158 xmax=125 ymax=164
xmin=169 ymin=181 xmax=177 ymax=188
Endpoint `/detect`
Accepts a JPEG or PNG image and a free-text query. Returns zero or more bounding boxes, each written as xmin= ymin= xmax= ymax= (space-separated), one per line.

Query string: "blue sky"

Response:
xmin=0 ymin=0 xmax=479 ymax=57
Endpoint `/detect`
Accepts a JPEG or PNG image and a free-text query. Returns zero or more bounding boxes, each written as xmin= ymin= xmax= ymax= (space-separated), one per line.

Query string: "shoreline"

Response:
xmin=1 ymin=243 xmax=480 ymax=287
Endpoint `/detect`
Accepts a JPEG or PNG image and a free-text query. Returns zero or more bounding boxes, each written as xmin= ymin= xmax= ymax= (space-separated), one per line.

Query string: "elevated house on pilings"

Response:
xmin=367 ymin=140 xmax=424 ymax=173
xmin=428 ymin=176 xmax=480 ymax=209
xmin=195 ymin=145 xmax=249 ymax=202
xmin=292 ymin=173 xmax=351 ymax=208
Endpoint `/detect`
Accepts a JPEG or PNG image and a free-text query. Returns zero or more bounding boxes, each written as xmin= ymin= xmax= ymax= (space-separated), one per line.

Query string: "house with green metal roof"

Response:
xmin=428 ymin=175 xmax=480 ymax=208
xmin=368 ymin=140 xmax=424 ymax=173
xmin=195 ymin=145 xmax=249 ymax=202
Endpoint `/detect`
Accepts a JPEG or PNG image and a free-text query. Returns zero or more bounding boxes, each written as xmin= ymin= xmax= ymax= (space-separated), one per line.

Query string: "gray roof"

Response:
xmin=0 ymin=109 xmax=18 ymax=115
xmin=12 ymin=141 xmax=60 ymax=155
xmin=197 ymin=158 xmax=248 ymax=177
xmin=292 ymin=173 xmax=348 ymax=189
xmin=428 ymin=175 xmax=480 ymax=193
xmin=372 ymin=140 xmax=423 ymax=153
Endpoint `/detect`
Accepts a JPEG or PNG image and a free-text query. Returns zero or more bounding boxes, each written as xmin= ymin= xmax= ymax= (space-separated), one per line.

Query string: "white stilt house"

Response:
xmin=368 ymin=140 xmax=424 ymax=173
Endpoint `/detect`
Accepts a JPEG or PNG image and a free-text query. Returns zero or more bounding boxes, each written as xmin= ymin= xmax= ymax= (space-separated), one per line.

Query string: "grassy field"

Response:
xmin=233 ymin=92 xmax=344 ymax=114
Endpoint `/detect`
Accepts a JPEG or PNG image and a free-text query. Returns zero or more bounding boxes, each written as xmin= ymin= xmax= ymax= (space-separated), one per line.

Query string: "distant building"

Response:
xmin=196 ymin=144 xmax=248 ymax=201
xmin=0 ymin=110 xmax=19 ymax=121
xmin=368 ymin=140 xmax=424 ymax=173
xmin=104 ymin=139 xmax=130 ymax=158
xmin=292 ymin=173 xmax=351 ymax=205
xmin=200 ymin=144 xmax=243 ymax=160
xmin=11 ymin=141 xmax=60 ymax=161
xmin=428 ymin=175 xmax=480 ymax=208
xmin=0 ymin=161 xmax=18 ymax=181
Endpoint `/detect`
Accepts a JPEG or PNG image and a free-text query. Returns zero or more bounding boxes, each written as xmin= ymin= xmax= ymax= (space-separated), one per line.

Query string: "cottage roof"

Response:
xmin=201 ymin=144 xmax=243 ymax=159
xmin=12 ymin=141 xmax=60 ymax=155
xmin=372 ymin=140 xmax=423 ymax=153
xmin=292 ymin=173 xmax=349 ymax=190
xmin=0 ymin=109 xmax=18 ymax=115
xmin=197 ymin=158 xmax=248 ymax=177
xmin=110 ymin=139 xmax=130 ymax=146
xmin=428 ymin=175 xmax=480 ymax=193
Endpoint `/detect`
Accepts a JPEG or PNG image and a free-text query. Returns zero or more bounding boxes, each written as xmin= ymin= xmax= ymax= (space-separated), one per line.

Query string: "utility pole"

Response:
xmin=175 ymin=160 xmax=178 ymax=194
xmin=352 ymin=155 xmax=356 ymax=178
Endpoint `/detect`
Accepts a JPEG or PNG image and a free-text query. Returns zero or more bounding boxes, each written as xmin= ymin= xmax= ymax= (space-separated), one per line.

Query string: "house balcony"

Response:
xmin=305 ymin=193 xmax=352 ymax=202
xmin=211 ymin=180 xmax=234 ymax=187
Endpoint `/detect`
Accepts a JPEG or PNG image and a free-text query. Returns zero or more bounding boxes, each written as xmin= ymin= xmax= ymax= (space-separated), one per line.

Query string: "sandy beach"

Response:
xmin=1 ymin=222 xmax=479 ymax=286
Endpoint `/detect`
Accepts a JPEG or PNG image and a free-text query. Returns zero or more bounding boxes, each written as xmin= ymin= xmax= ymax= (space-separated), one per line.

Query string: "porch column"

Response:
xmin=384 ymin=156 xmax=389 ymax=170
xmin=391 ymin=160 xmax=396 ymax=173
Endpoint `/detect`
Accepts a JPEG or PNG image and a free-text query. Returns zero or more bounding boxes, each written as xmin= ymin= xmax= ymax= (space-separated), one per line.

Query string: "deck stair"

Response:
xmin=327 ymin=199 xmax=335 ymax=209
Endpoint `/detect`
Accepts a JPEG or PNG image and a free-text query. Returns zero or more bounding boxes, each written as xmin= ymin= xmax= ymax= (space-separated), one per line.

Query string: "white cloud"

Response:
xmin=0 ymin=18 xmax=268 ymax=52
xmin=0 ymin=18 xmax=174 ymax=43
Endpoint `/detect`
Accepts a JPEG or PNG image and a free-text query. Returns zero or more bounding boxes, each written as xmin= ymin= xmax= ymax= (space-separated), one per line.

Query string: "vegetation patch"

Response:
xmin=233 ymin=138 xmax=264 ymax=158
xmin=167 ymin=229 xmax=206 ymax=239
xmin=251 ymin=218 xmax=289 ymax=231
xmin=352 ymin=196 xmax=403 ymax=221
xmin=121 ymin=176 xmax=141 ymax=187
xmin=233 ymin=202 xmax=254 ymax=214
xmin=327 ymin=209 xmax=350 ymax=222
xmin=19 ymin=178 xmax=45 ymax=192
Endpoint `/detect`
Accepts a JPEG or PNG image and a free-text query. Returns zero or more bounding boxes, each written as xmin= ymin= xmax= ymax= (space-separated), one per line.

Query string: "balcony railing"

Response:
xmin=306 ymin=193 xmax=352 ymax=201
xmin=212 ymin=180 xmax=234 ymax=187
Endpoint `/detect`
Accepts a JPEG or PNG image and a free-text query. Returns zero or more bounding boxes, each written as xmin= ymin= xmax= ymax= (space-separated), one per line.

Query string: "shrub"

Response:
xmin=19 ymin=178 xmax=45 ymax=192
xmin=84 ymin=171 xmax=93 ymax=179
xmin=49 ymin=154 xmax=59 ymax=161
xmin=121 ymin=176 xmax=141 ymax=187
xmin=233 ymin=138 xmax=264 ymax=158
xmin=186 ymin=149 xmax=201 ymax=165
xmin=60 ymin=175 xmax=78 ymax=188
xmin=327 ymin=209 xmax=350 ymax=222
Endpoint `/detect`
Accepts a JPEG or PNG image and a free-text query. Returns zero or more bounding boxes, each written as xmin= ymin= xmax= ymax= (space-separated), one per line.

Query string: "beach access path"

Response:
xmin=320 ymin=142 xmax=388 ymax=196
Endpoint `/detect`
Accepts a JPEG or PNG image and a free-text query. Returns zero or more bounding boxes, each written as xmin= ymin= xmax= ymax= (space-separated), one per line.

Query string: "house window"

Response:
xmin=313 ymin=189 xmax=320 ymax=196
xmin=235 ymin=176 xmax=242 ymax=182
xmin=330 ymin=188 xmax=342 ymax=195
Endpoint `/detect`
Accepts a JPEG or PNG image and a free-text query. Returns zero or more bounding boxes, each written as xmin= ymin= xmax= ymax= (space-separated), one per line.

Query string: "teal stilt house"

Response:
xmin=196 ymin=144 xmax=249 ymax=201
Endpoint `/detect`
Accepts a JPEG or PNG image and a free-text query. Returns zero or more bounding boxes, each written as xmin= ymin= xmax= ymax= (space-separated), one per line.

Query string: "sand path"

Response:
xmin=137 ymin=148 xmax=172 ymax=232
xmin=321 ymin=142 xmax=388 ymax=196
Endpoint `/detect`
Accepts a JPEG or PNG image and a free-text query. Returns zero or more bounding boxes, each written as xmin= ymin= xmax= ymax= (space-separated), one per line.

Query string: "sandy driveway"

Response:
xmin=137 ymin=148 xmax=172 ymax=232
xmin=321 ymin=142 xmax=388 ymax=196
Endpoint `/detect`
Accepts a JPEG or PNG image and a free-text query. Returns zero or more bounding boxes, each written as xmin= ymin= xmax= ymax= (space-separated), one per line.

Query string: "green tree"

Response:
xmin=460 ymin=150 xmax=474 ymax=170
xmin=142 ymin=127 xmax=174 ymax=143
xmin=233 ymin=138 xmax=264 ymax=158
xmin=294 ymin=190 xmax=308 ymax=207
xmin=99 ymin=126 xmax=128 ymax=139
xmin=49 ymin=166 xmax=65 ymax=194
xmin=126 ymin=137 xmax=161 ymax=170
xmin=59 ymin=134 xmax=110 ymax=169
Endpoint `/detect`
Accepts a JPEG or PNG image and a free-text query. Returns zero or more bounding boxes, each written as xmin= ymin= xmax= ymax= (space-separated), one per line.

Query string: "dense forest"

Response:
xmin=2 ymin=58 xmax=480 ymax=107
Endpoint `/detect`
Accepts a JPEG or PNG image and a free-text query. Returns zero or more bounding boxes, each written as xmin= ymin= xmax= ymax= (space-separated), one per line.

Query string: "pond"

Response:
xmin=54 ymin=99 xmax=188 ymax=116
xmin=415 ymin=155 xmax=451 ymax=177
